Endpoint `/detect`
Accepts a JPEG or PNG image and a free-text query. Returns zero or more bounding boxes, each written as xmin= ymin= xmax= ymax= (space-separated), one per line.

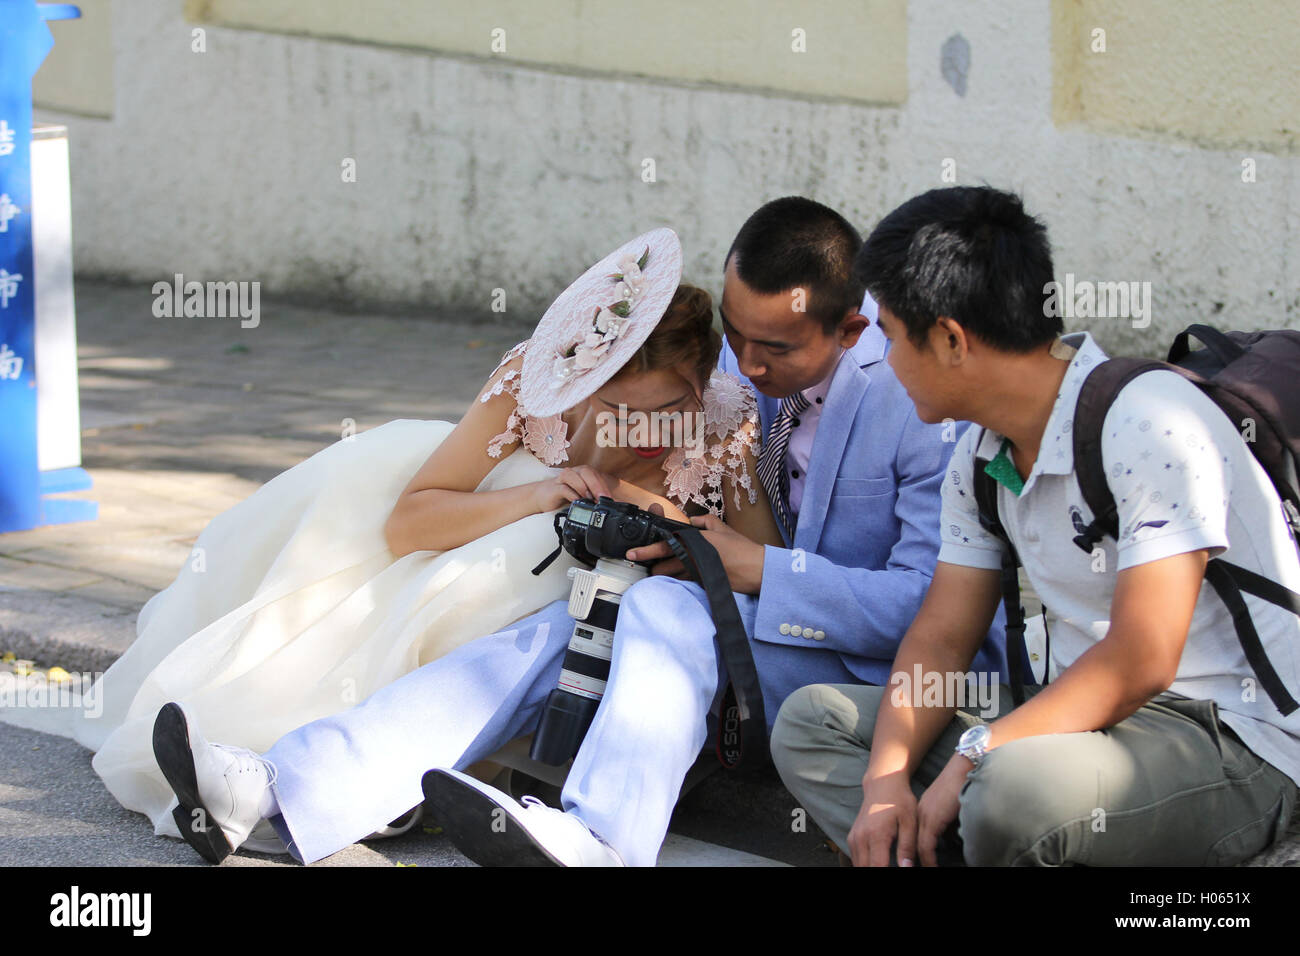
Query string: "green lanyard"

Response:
xmin=983 ymin=438 xmax=1025 ymax=496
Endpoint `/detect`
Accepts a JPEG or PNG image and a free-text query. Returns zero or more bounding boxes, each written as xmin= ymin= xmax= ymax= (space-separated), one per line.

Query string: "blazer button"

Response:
xmin=813 ymin=630 xmax=826 ymax=641
xmin=790 ymin=625 xmax=803 ymax=637
xmin=779 ymin=623 xmax=791 ymax=635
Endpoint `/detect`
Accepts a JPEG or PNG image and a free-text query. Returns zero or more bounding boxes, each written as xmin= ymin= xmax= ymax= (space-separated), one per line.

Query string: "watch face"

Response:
xmin=960 ymin=725 xmax=989 ymax=751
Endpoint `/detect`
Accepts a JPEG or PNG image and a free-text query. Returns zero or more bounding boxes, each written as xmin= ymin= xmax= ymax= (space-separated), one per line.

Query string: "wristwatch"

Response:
xmin=955 ymin=724 xmax=993 ymax=767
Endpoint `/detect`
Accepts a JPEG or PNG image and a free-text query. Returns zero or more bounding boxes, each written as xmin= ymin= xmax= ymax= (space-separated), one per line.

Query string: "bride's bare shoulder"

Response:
xmin=393 ymin=341 xmax=540 ymax=503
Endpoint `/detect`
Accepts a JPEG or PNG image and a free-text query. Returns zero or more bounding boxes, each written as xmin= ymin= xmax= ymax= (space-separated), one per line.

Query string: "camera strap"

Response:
xmin=530 ymin=513 xmax=567 ymax=576
xmin=661 ymin=527 xmax=768 ymax=771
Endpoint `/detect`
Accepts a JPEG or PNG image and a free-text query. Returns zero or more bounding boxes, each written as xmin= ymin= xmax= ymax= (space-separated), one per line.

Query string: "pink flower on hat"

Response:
xmin=616 ymin=254 xmax=646 ymax=298
xmin=555 ymin=245 xmax=653 ymax=381
xmin=519 ymin=229 xmax=681 ymax=418
xmin=574 ymin=332 xmax=612 ymax=368
xmin=594 ymin=307 xmax=624 ymax=336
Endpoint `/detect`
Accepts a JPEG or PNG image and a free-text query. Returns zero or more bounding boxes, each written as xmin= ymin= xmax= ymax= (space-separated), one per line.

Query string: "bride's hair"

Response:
xmin=612 ymin=283 xmax=720 ymax=393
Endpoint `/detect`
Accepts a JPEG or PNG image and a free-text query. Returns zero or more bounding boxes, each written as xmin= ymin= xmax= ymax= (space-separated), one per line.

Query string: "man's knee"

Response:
xmin=772 ymin=684 xmax=880 ymax=776
xmin=621 ymin=576 xmax=708 ymax=619
xmin=616 ymin=577 xmax=712 ymax=657
xmin=958 ymin=737 xmax=1096 ymax=866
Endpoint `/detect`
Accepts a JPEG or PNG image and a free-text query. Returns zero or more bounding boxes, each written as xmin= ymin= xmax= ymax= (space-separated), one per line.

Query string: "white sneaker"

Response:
xmin=152 ymin=702 xmax=277 ymax=864
xmin=422 ymin=768 xmax=624 ymax=867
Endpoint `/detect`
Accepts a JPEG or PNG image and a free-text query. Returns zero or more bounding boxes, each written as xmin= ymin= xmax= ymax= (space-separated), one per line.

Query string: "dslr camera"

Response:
xmin=529 ymin=496 xmax=693 ymax=765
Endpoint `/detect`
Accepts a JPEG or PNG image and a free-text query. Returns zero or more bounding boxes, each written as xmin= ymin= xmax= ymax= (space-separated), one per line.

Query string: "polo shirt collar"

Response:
xmin=974 ymin=331 xmax=1111 ymax=492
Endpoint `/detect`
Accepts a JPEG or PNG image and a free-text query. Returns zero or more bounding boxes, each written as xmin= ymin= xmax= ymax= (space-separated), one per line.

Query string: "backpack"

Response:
xmin=974 ymin=324 xmax=1300 ymax=713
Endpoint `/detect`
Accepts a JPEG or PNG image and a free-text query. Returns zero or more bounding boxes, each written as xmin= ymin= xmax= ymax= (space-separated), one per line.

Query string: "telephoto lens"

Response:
xmin=529 ymin=558 xmax=645 ymax=764
xmin=529 ymin=497 xmax=687 ymax=764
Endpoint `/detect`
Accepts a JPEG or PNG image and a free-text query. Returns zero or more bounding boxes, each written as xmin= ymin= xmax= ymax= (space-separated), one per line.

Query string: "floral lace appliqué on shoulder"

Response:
xmin=663 ymin=370 xmax=760 ymax=518
xmin=481 ymin=340 xmax=571 ymax=466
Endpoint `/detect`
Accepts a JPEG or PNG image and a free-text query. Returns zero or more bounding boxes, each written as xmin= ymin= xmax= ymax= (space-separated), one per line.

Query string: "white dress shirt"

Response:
xmin=787 ymin=292 xmax=878 ymax=519
xmin=787 ymin=350 xmax=844 ymax=519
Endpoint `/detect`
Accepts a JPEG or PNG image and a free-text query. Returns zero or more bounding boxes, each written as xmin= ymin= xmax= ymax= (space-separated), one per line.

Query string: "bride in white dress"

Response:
xmin=53 ymin=228 xmax=779 ymax=842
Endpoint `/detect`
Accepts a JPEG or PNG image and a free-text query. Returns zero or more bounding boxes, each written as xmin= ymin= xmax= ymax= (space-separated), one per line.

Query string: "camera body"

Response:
xmin=554 ymin=496 xmax=692 ymax=566
xmin=529 ymin=497 xmax=693 ymax=765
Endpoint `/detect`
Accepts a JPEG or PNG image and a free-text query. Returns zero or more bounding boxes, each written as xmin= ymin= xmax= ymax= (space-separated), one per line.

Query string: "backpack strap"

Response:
xmin=1204 ymin=562 xmax=1299 ymax=716
xmin=1071 ymin=355 xmax=1300 ymax=717
xmin=1070 ymin=358 xmax=1167 ymax=549
xmin=972 ymin=428 xmax=1029 ymax=706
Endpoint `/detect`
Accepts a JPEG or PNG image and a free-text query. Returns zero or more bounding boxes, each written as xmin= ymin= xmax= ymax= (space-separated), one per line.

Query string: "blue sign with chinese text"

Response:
xmin=0 ymin=1 xmax=73 ymax=532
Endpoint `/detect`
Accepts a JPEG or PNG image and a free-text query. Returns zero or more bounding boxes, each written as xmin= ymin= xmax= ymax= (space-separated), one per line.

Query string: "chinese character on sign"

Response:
xmin=0 ymin=344 xmax=22 ymax=380
xmin=0 ymin=194 xmax=19 ymax=232
xmin=0 ymin=120 xmax=13 ymax=158
xmin=0 ymin=269 xmax=22 ymax=308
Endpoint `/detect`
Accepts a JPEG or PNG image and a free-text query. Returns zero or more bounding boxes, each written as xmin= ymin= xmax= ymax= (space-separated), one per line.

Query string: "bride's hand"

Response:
xmin=530 ymin=466 xmax=618 ymax=513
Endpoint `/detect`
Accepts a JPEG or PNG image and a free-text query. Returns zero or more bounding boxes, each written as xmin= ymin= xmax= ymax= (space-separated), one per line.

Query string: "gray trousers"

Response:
xmin=770 ymin=682 xmax=1298 ymax=866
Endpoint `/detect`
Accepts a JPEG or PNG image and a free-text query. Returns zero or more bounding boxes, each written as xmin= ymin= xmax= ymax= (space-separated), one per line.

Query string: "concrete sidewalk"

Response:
xmin=1 ymin=279 xmax=1296 ymax=867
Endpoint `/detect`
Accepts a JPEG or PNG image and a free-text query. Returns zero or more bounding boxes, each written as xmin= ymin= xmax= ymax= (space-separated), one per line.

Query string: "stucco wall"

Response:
xmin=30 ymin=0 xmax=1300 ymax=356
xmin=1053 ymin=0 xmax=1299 ymax=152
xmin=184 ymin=0 xmax=909 ymax=106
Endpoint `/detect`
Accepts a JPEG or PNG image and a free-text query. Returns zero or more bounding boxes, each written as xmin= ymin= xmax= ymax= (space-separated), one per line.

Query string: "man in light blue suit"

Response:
xmin=154 ymin=198 xmax=1006 ymax=868
xmin=615 ymin=197 xmax=1009 ymax=719
xmin=701 ymin=312 xmax=1009 ymax=716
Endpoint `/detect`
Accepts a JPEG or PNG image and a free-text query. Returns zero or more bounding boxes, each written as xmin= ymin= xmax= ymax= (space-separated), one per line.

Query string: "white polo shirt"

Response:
xmin=938 ymin=331 xmax=1300 ymax=786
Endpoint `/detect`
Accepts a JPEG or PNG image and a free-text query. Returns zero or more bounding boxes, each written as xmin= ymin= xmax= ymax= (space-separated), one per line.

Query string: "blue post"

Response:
xmin=0 ymin=0 xmax=79 ymax=533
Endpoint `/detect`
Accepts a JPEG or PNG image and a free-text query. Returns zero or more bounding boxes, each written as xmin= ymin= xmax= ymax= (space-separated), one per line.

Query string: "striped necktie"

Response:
xmin=757 ymin=390 xmax=811 ymax=541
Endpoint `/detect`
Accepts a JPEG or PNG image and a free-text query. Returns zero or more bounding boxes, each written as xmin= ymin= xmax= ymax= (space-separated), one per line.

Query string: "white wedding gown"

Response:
xmin=38 ymin=418 xmax=581 ymax=840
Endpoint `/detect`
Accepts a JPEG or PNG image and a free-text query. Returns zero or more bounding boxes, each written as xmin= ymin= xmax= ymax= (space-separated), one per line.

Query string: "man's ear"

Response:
xmin=835 ymin=311 xmax=869 ymax=349
xmin=933 ymin=316 xmax=969 ymax=365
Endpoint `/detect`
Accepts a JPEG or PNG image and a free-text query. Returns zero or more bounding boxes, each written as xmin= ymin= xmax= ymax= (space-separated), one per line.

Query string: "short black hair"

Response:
xmin=854 ymin=186 xmax=1060 ymax=352
xmin=726 ymin=196 xmax=865 ymax=335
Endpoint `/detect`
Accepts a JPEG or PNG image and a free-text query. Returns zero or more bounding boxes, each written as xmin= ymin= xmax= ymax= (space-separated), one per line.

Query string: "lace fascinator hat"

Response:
xmin=518 ymin=227 xmax=684 ymax=418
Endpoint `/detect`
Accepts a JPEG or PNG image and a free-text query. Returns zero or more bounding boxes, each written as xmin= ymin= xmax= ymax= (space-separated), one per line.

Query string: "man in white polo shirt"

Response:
xmin=771 ymin=185 xmax=1300 ymax=866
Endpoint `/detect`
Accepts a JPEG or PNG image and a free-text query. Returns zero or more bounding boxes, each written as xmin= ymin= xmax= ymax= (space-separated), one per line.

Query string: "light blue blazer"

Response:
xmin=719 ymin=307 xmax=1008 ymax=704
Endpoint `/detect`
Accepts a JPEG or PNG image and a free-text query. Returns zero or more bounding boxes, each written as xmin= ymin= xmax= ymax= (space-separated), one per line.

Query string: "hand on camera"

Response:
xmin=625 ymin=511 xmax=765 ymax=595
xmin=531 ymin=466 xmax=617 ymax=514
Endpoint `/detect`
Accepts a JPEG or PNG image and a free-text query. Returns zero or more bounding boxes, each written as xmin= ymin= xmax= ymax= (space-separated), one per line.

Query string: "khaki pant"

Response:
xmin=770 ymin=682 xmax=1298 ymax=866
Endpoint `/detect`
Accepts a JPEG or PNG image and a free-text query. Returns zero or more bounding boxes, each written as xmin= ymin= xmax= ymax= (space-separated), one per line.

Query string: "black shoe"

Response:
xmin=421 ymin=768 xmax=623 ymax=867
xmin=153 ymin=703 xmax=234 ymax=864
xmin=153 ymin=703 xmax=276 ymax=865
